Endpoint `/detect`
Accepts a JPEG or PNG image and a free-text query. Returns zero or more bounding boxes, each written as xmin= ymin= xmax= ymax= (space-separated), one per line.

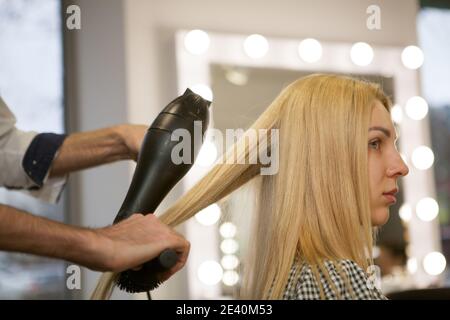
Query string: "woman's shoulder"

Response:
xmin=283 ymin=259 xmax=387 ymax=300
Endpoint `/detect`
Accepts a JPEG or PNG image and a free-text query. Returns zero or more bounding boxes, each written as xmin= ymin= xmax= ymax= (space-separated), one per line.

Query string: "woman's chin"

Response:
xmin=371 ymin=208 xmax=390 ymax=226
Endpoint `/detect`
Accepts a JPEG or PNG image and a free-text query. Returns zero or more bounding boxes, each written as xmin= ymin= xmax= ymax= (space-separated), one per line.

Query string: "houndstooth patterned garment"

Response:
xmin=282 ymin=259 xmax=387 ymax=300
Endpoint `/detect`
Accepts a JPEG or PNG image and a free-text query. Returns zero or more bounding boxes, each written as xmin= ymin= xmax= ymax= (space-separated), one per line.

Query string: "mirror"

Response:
xmin=175 ymin=30 xmax=439 ymax=298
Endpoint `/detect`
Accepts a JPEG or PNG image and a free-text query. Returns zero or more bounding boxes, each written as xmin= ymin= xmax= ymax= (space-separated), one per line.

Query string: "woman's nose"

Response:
xmin=387 ymin=152 xmax=410 ymax=177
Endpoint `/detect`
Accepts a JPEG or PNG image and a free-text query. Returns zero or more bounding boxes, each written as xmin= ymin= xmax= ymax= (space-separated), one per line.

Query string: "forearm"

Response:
xmin=49 ymin=125 xmax=131 ymax=178
xmin=0 ymin=204 xmax=102 ymax=269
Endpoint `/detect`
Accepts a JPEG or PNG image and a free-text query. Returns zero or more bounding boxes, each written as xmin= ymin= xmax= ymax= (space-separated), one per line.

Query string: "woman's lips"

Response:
xmin=383 ymin=194 xmax=397 ymax=204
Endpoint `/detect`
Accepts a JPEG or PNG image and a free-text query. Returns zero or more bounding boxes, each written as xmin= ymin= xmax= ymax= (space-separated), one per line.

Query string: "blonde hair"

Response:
xmin=91 ymin=74 xmax=391 ymax=300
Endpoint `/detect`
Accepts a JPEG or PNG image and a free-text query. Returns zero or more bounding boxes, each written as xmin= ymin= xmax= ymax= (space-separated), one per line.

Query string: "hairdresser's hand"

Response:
xmin=115 ymin=124 xmax=148 ymax=161
xmin=91 ymin=214 xmax=190 ymax=276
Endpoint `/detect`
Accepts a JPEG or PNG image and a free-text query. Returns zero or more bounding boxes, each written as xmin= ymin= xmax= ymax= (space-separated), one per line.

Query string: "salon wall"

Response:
xmin=66 ymin=0 xmax=420 ymax=299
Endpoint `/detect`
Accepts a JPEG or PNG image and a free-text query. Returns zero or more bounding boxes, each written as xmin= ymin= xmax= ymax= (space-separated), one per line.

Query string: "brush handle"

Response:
xmin=158 ymin=248 xmax=179 ymax=268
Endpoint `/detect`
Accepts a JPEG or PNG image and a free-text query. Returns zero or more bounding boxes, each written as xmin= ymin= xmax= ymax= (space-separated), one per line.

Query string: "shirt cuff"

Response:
xmin=26 ymin=173 xmax=68 ymax=204
xmin=22 ymin=133 xmax=67 ymax=188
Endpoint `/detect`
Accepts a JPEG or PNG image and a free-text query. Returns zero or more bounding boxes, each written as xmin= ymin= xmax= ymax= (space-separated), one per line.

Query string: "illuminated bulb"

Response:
xmin=220 ymin=239 xmax=239 ymax=254
xmin=401 ymin=46 xmax=424 ymax=70
xmin=197 ymin=141 xmax=218 ymax=167
xmin=407 ymin=258 xmax=418 ymax=274
xmin=198 ymin=261 xmax=223 ymax=285
xmin=411 ymin=146 xmax=434 ymax=170
xmin=225 ymin=69 xmax=248 ymax=86
xmin=219 ymin=222 xmax=237 ymax=238
xmin=399 ymin=204 xmax=412 ymax=222
xmin=184 ymin=30 xmax=210 ymax=55
xmin=221 ymin=255 xmax=239 ymax=270
xmin=243 ymin=34 xmax=269 ymax=59
xmin=190 ymin=84 xmax=213 ymax=102
xmin=391 ymin=104 xmax=403 ymax=124
xmin=405 ymin=96 xmax=428 ymax=120
xmin=195 ymin=204 xmax=221 ymax=226
xmin=222 ymin=270 xmax=239 ymax=286
xmin=350 ymin=42 xmax=374 ymax=66
xmin=423 ymin=252 xmax=446 ymax=276
xmin=416 ymin=197 xmax=439 ymax=222
xmin=298 ymin=38 xmax=322 ymax=63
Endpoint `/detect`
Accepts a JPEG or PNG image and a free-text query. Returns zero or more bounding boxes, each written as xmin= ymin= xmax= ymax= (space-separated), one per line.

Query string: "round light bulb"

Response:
xmin=401 ymin=45 xmax=424 ymax=70
xmin=219 ymin=222 xmax=237 ymax=238
xmin=416 ymin=197 xmax=439 ymax=222
xmin=407 ymin=258 xmax=418 ymax=274
xmin=197 ymin=141 xmax=218 ymax=167
xmin=350 ymin=42 xmax=374 ymax=66
xmin=222 ymin=270 xmax=239 ymax=286
xmin=399 ymin=204 xmax=412 ymax=222
xmin=298 ymin=38 xmax=322 ymax=63
xmin=198 ymin=261 xmax=223 ymax=285
xmin=391 ymin=104 xmax=403 ymax=124
xmin=423 ymin=252 xmax=446 ymax=276
xmin=405 ymin=96 xmax=428 ymax=120
xmin=220 ymin=239 xmax=239 ymax=254
xmin=411 ymin=146 xmax=434 ymax=170
xmin=243 ymin=34 xmax=269 ymax=59
xmin=190 ymin=84 xmax=213 ymax=102
xmin=221 ymin=255 xmax=239 ymax=270
xmin=195 ymin=204 xmax=221 ymax=226
xmin=184 ymin=30 xmax=210 ymax=55
xmin=225 ymin=68 xmax=248 ymax=86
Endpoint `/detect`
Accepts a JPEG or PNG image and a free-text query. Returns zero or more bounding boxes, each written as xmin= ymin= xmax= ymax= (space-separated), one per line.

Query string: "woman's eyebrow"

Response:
xmin=369 ymin=126 xmax=399 ymax=140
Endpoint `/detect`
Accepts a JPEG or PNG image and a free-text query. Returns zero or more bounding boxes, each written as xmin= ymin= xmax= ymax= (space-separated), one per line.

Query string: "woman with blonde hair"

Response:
xmin=92 ymin=73 xmax=409 ymax=300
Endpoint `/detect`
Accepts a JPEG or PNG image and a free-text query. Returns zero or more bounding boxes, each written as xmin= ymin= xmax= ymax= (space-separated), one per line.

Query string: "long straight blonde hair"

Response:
xmin=91 ymin=74 xmax=391 ymax=300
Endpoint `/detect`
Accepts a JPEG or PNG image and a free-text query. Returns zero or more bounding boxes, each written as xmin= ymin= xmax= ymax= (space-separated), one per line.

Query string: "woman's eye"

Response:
xmin=369 ymin=140 xmax=381 ymax=150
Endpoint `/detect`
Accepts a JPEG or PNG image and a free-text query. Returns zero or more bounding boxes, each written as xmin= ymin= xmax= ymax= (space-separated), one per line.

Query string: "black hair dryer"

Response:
xmin=113 ymin=89 xmax=211 ymax=293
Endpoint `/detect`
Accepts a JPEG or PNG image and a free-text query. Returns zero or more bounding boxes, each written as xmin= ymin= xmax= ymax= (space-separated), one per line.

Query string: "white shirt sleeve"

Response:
xmin=0 ymin=96 xmax=67 ymax=204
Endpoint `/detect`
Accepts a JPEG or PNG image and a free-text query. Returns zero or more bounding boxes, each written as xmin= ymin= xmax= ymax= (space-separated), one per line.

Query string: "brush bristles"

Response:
xmin=115 ymin=270 xmax=163 ymax=293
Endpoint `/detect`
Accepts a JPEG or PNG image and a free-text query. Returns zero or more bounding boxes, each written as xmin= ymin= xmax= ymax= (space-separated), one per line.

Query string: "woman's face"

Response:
xmin=368 ymin=101 xmax=409 ymax=226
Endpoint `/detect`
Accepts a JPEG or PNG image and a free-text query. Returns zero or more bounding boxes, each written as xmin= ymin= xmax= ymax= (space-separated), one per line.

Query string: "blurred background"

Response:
xmin=0 ymin=0 xmax=448 ymax=299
